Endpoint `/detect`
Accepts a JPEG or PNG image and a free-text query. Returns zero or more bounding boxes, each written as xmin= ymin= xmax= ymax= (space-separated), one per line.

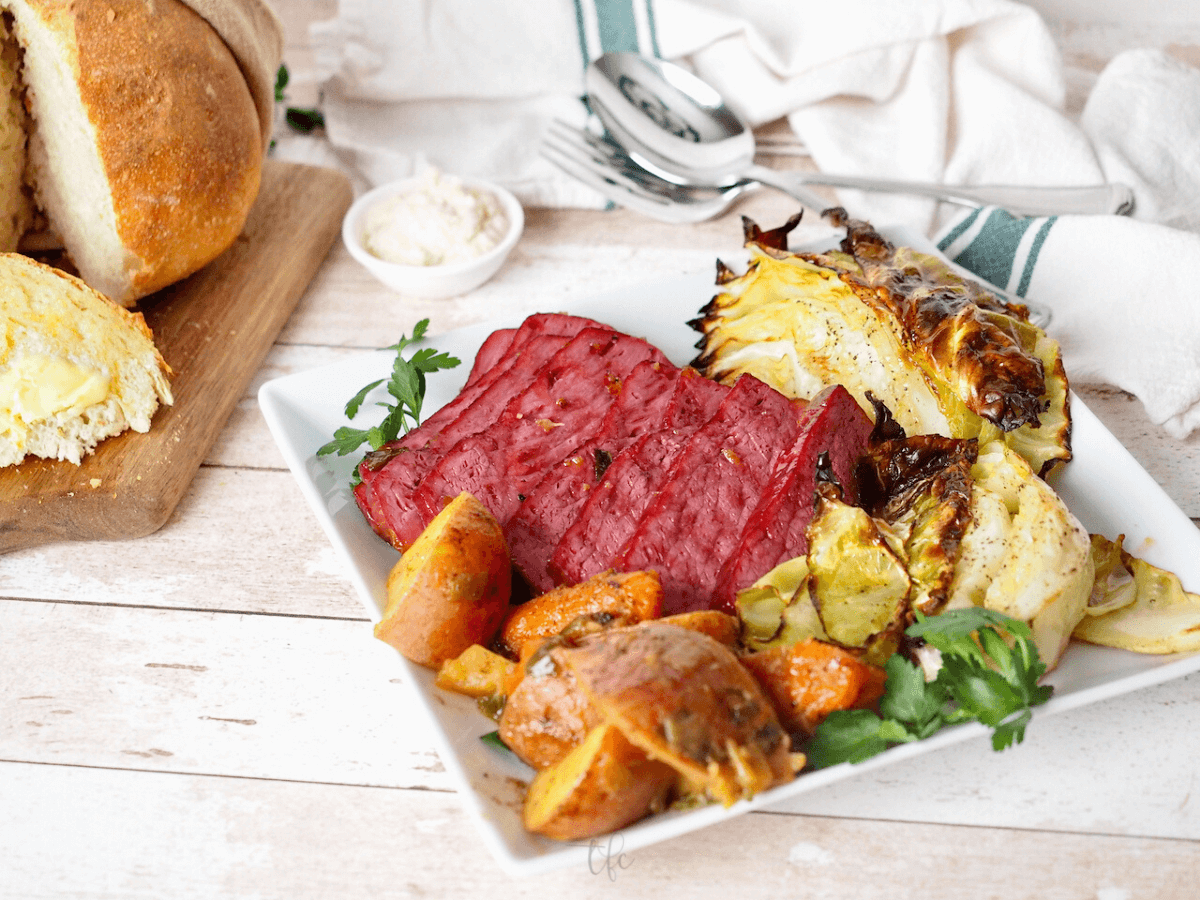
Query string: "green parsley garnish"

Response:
xmin=274 ymin=64 xmax=326 ymax=136
xmin=805 ymin=607 xmax=1054 ymax=768
xmin=316 ymin=319 xmax=460 ymax=464
xmin=480 ymin=730 xmax=511 ymax=753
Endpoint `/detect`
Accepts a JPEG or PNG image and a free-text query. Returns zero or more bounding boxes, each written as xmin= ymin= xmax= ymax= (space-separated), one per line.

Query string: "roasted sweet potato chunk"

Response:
xmin=659 ymin=610 xmax=741 ymax=646
xmin=523 ymin=723 xmax=676 ymax=841
xmin=497 ymin=569 xmax=662 ymax=656
xmin=740 ymin=638 xmax=886 ymax=736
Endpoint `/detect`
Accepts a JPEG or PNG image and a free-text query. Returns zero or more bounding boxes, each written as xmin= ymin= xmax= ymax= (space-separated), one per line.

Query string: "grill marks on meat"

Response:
xmin=353 ymin=314 xmax=872 ymax=614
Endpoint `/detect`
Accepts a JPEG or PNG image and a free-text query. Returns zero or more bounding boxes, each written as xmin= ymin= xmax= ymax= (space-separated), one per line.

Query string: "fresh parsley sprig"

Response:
xmin=317 ymin=319 xmax=460 ymax=460
xmin=273 ymin=64 xmax=326 ymax=137
xmin=805 ymin=607 xmax=1053 ymax=769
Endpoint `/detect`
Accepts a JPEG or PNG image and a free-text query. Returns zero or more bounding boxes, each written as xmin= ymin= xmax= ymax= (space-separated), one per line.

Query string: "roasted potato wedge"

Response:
xmin=434 ymin=644 xmax=517 ymax=699
xmin=499 ymin=661 xmax=601 ymax=770
xmin=523 ymin=723 xmax=677 ymax=841
xmin=374 ymin=492 xmax=511 ymax=668
xmin=553 ymin=622 xmax=794 ymax=806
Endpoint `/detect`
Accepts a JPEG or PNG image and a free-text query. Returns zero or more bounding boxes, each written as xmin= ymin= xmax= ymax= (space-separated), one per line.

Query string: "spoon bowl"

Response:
xmin=586 ymin=52 xmax=755 ymax=186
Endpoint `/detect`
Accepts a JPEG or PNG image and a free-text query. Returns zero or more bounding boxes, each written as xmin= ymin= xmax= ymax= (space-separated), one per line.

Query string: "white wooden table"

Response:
xmin=4 ymin=3 xmax=1200 ymax=897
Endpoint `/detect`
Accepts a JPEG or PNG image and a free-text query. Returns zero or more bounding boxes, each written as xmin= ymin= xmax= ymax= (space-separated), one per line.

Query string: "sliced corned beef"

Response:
xmin=710 ymin=384 xmax=873 ymax=611
xmin=463 ymin=327 xmax=516 ymax=388
xmin=548 ymin=367 xmax=728 ymax=587
xmin=354 ymin=314 xmax=608 ymax=549
xmin=506 ymin=358 xmax=681 ymax=592
xmin=612 ymin=374 xmax=809 ymax=614
xmin=411 ymin=327 xmax=670 ymax=531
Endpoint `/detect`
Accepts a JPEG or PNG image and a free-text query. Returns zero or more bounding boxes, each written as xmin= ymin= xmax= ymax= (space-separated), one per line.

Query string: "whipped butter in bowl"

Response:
xmin=343 ymin=169 xmax=524 ymax=299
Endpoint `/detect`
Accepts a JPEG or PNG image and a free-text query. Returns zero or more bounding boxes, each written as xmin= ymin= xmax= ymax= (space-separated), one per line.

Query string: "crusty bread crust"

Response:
xmin=12 ymin=0 xmax=263 ymax=304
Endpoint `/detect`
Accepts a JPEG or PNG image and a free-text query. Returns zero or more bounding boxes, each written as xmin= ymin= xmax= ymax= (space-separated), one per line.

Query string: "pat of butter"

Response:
xmin=0 ymin=354 xmax=110 ymax=437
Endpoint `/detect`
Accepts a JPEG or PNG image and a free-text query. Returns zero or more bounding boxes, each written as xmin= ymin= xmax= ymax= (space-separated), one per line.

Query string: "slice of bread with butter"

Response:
xmin=0 ymin=253 xmax=172 ymax=467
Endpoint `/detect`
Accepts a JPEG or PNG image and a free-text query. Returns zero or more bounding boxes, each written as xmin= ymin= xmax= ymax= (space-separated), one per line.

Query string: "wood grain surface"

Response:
xmin=4 ymin=3 xmax=1200 ymax=897
xmin=0 ymin=160 xmax=352 ymax=553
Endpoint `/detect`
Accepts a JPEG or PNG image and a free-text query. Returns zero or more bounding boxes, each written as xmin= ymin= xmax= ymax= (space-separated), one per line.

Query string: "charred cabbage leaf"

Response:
xmin=735 ymin=556 xmax=827 ymax=651
xmin=806 ymin=481 xmax=911 ymax=655
xmin=690 ymin=212 xmax=1071 ymax=476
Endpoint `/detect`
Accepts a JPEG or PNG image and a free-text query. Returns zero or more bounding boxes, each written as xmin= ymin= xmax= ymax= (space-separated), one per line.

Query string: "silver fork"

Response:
xmin=542 ymin=118 xmax=1135 ymax=223
xmin=541 ymin=119 xmax=1051 ymax=326
xmin=540 ymin=119 xmax=767 ymax=224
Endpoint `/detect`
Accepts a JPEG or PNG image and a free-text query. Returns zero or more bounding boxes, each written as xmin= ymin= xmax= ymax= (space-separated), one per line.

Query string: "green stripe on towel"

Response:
xmin=596 ymin=0 xmax=639 ymax=52
xmin=951 ymin=208 xmax=1032 ymax=293
xmin=939 ymin=207 xmax=1058 ymax=299
xmin=573 ymin=0 xmax=591 ymax=64
xmin=575 ymin=0 xmax=660 ymax=65
xmin=936 ymin=206 xmax=984 ymax=253
xmin=1016 ymin=216 xmax=1056 ymax=296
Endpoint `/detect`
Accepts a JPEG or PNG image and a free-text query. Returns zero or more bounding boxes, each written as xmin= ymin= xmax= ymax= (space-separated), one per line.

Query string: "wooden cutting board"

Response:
xmin=0 ymin=159 xmax=353 ymax=553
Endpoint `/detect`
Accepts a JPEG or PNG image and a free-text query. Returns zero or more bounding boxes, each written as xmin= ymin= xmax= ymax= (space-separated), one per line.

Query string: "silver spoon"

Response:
xmin=586 ymin=52 xmax=1135 ymax=217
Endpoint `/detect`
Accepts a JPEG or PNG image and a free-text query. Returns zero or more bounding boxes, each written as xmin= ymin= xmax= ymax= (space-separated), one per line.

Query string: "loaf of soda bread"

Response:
xmin=0 ymin=0 xmax=275 ymax=305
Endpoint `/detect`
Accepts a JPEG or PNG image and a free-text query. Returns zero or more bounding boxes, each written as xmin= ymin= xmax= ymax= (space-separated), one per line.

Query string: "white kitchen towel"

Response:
xmin=936 ymin=206 xmax=1200 ymax=440
xmin=309 ymin=0 xmax=1113 ymax=227
xmin=933 ymin=48 xmax=1200 ymax=440
xmin=310 ymin=0 xmax=661 ymax=206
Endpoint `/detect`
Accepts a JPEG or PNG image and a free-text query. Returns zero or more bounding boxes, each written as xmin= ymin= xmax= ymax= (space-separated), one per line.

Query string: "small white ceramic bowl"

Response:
xmin=342 ymin=175 xmax=524 ymax=299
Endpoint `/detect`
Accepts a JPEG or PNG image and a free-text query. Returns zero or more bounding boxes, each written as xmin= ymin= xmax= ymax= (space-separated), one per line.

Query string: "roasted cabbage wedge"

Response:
xmin=734 ymin=409 xmax=1091 ymax=670
xmin=1074 ymin=534 xmax=1200 ymax=653
xmin=690 ymin=211 xmax=1071 ymax=476
xmin=806 ymin=480 xmax=911 ymax=658
xmin=947 ymin=439 xmax=1093 ymax=669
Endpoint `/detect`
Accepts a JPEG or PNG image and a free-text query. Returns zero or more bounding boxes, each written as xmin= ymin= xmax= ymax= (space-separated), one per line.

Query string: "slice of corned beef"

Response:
xmin=611 ymin=374 xmax=810 ymax=614
xmin=710 ymin=384 xmax=873 ymax=612
xmin=355 ymin=315 xmax=608 ymax=548
xmin=548 ymin=368 xmax=728 ymax=587
xmin=463 ymin=327 xmax=516 ymax=388
xmin=411 ymin=327 xmax=670 ymax=532
xmin=409 ymin=312 xmax=611 ymax=452
xmin=506 ymin=358 xmax=681 ymax=592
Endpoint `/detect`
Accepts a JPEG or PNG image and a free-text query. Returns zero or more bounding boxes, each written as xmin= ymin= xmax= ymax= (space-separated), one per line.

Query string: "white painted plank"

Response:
xmin=4 ymin=598 xmax=1200 ymax=844
xmin=2 ymin=762 xmax=1198 ymax=899
xmin=1 ymin=599 xmax=448 ymax=790
xmin=0 ymin=468 xmax=361 ymax=617
xmin=205 ymin=342 xmax=366 ymax=470
xmin=773 ymin=669 xmax=1200 ymax=841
